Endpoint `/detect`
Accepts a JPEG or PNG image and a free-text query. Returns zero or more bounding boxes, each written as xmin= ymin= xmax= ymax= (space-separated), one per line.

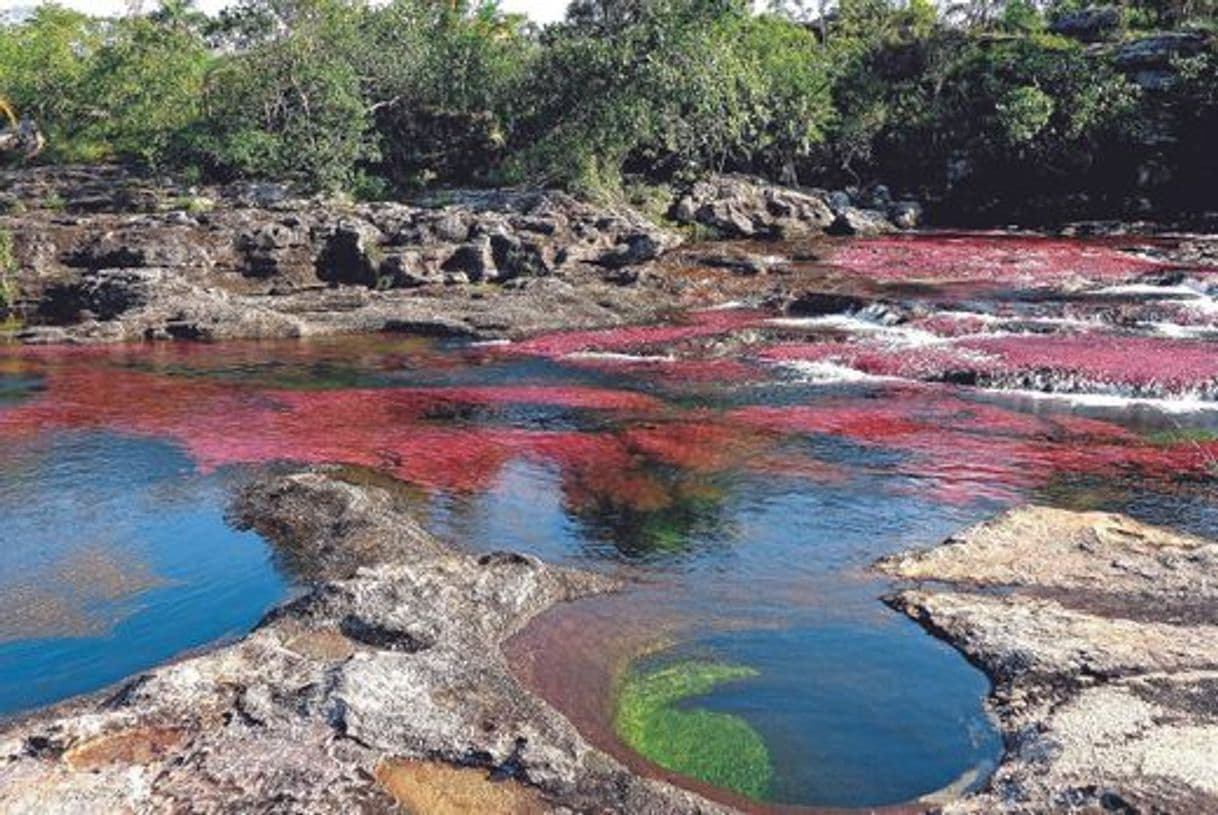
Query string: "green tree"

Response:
xmin=185 ymin=0 xmax=374 ymax=190
xmin=0 ymin=4 xmax=102 ymax=161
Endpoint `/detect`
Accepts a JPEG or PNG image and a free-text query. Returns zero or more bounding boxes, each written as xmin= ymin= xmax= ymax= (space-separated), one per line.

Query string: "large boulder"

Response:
xmin=38 ymin=268 xmax=164 ymax=323
xmin=314 ymin=220 xmax=384 ymax=288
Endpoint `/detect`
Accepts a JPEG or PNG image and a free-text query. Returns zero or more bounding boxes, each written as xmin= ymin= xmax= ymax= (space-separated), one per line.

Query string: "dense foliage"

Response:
xmin=0 ymin=0 xmax=1215 ymax=218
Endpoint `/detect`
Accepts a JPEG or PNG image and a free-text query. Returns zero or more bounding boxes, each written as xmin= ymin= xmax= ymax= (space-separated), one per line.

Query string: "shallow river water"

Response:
xmin=1 ymin=234 xmax=1215 ymax=809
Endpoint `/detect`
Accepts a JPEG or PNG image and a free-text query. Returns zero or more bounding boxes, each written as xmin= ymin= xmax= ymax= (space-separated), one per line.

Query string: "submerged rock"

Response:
xmin=878 ymin=506 xmax=1218 ymax=813
xmin=0 ymin=468 xmax=731 ymax=814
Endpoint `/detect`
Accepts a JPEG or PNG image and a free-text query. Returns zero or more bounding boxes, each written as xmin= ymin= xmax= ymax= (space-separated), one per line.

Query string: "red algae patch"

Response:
xmin=505 ymin=308 xmax=765 ymax=357
xmin=729 ymin=390 xmax=1214 ymax=503
xmin=960 ymin=335 xmax=1218 ymax=398
xmin=826 ymin=235 xmax=1170 ymax=286
xmin=760 ymin=340 xmax=999 ymax=382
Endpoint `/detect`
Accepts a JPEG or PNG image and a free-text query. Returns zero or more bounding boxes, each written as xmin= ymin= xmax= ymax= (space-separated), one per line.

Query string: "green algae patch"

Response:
xmin=614 ymin=660 xmax=772 ymax=800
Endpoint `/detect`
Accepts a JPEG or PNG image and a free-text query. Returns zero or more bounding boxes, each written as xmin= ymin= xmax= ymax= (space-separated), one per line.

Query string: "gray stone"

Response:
xmin=442 ymin=238 xmax=497 ymax=282
xmin=315 ymin=220 xmax=384 ymax=288
xmin=828 ymin=207 xmax=897 ymax=236
xmin=879 ymin=506 xmax=1218 ymax=814
xmin=1049 ymin=6 xmax=1121 ymax=42
xmin=677 ymin=175 xmax=835 ymax=238
xmin=0 ymin=468 xmax=733 ymax=814
xmin=889 ymin=200 xmax=924 ymax=230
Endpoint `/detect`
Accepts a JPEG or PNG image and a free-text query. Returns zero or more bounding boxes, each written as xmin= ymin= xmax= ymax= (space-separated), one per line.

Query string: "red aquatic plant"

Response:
xmin=960 ymin=335 xmax=1218 ymax=396
xmin=827 ymin=235 xmax=1173 ymax=286
xmin=505 ymin=309 xmax=764 ymax=357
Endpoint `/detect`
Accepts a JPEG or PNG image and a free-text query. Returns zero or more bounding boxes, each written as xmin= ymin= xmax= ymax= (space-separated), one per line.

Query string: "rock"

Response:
xmin=857 ymin=184 xmax=892 ymax=212
xmin=224 ymin=181 xmax=291 ymax=209
xmin=786 ymin=291 xmax=872 ymax=317
xmin=442 ymin=238 xmax=497 ymax=282
xmin=826 ymin=190 xmax=852 ymax=215
xmin=1 ymin=164 xmax=692 ymax=345
xmin=889 ymin=200 xmax=923 ymax=230
xmin=827 ymin=207 xmax=897 ymax=236
xmin=38 ymin=268 xmax=164 ymax=323
xmin=65 ymin=230 xmax=197 ymax=270
xmin=432 ymin=211 xmax=471 ymax=243
xmin=315 ymin=220 xmax=384 ymax=288
xmin=236 ymin=220 xmax=309 ymax=280
xmin=0 ymin=468 xmax=732 ymax=814
xmin=1049 ymin=6 xmax=1121 ymax=42
xmin=693 ymin=249 xmax=782 ymax=276
xmin=596 ymin=232 xmax=666 ymax=269
xmin=674 ymin=175 xmax=835 ymax=238
xmin=1115 ymin=33 xmax=1208 ymax=72
xmin=377 ymin=251 xmax=442 ymax=288
xmin=878 ymin=506 xmax=1218 ymax=813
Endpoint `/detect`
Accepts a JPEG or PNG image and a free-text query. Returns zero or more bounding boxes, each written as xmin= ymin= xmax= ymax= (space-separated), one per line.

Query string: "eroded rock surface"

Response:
xmin=0 ymin=167 xmax=923 ymax=346
xmin=0 ymin=468 xmax=729 ymax=814
xmin=879 ymin=506 xmax=1218 ymax=813
xmin=2 ymin=166 xmax=692 ymax=344
xmin=671 ymin=175 xmax=912 ymax=239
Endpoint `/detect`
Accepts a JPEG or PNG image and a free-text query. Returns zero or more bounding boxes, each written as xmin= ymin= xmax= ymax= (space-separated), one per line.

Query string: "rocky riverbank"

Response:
xmin=0 ymin=166 xmax=917 ymax=346
xmin=879 ymin=506 xmax=1218 ymax=813
xmin=0 ymin=467 xmax=730 ymax=814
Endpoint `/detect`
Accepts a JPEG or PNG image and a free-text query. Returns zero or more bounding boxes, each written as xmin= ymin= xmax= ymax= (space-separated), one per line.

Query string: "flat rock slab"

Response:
xmin=879 ymin=505 xmax=1218 ymax=813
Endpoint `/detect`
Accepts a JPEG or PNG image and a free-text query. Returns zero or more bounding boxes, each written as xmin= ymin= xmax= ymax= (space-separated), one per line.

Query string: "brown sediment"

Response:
xmin=56 ymin=548 xmax=165 ymax=601
xmin=375 ymin=758 xmax=548 ymax=814
xmin=0 ymin=549 xmax=164 ymax=642
xmin=64 ymin=726 xmax=186 ymax=770
xmin=0 ymin=587 xmax=100 ymax=642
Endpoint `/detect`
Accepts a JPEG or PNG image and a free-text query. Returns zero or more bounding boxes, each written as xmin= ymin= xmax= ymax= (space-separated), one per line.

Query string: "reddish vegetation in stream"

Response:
xmin=505 ymin=308 xmax=765 ymax=356
xmin=759 ymin=341 xmax=997 ymax=381
xmin=826 ymin=235 xmax=1173 ymax=285
xmin=960 ymin=335 xmax=1218 ymax=395
xmin=761 ymin=333 xmax=1218 ymax=398
xmin=731 ymin=389 xmax=1218 ymax=503
xmin=2 ymin=341 xmax=1214 ymax=513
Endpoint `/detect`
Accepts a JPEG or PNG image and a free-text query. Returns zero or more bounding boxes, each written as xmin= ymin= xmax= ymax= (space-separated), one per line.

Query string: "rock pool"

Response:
xmin=0 ymin=234 xmax=1215 ymax=809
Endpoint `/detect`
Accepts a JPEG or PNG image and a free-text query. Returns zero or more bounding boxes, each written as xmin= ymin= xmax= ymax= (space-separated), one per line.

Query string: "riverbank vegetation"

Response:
xmin=1 ymin=0 xmax=1215 ymax=219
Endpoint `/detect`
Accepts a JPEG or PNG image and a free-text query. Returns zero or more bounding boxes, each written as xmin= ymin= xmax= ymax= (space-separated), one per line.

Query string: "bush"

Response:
xmin=509 ymin=0 xmax=835 ymax=194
